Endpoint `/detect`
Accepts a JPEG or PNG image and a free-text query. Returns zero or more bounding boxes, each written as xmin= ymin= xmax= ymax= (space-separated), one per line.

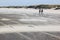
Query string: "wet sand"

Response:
xmin=0 ymin=8 xmax=60 ymax=40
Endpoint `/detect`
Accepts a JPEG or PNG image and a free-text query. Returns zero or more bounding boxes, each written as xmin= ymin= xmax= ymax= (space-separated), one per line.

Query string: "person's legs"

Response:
xmin=39 ymin=9 xmax=40 ymax=15
xmin=39 ymin=11 xmax=40 ymax=16
xmin=41 ymin=11 xmax=43 ymax=16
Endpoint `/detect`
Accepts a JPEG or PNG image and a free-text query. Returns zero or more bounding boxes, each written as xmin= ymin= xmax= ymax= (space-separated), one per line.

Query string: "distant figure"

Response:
xmin=39 ymin=8 xmax=43 ymax=16
xmin=39 ymin=8 xmax=41 ymax=15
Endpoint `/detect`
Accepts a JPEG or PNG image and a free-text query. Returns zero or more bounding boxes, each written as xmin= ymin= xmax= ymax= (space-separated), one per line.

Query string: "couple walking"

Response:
xmin=39 ymin=8 xmax=43 ymax=16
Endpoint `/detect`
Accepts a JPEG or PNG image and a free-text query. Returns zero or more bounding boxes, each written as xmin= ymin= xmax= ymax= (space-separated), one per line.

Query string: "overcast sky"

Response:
xmin=0 ymin=0 xmax=60 ymax=6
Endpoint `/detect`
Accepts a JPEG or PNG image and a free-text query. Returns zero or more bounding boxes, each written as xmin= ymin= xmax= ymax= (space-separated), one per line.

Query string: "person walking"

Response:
xmin=39 ymin=8 xmax=41 ymax=15
xmin=41 ymin=8 xmax=43 ymax=15
xmin=39 ymin=8 xmax=43 ymax=16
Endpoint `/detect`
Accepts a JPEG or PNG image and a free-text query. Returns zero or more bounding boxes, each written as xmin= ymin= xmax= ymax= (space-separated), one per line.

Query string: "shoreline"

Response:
xmin=0 ymin=8 xmax=60 ymax=14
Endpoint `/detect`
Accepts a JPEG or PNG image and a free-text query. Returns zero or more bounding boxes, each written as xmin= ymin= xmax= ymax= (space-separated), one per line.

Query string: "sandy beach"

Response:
xmin=0 ymin=8 xmax=60 ymax=40
xmin=0 ymin=8 xmax=60 ymax=14
xmin=0 ymin=8 xmax=60 ymax=33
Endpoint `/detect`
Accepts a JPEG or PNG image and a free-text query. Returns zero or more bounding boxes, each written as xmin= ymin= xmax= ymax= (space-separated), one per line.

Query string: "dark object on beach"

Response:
xmin=54 ymin=7 xmax=60 ymax=10
xmin=39 ymin=8 xmax=43 ymax=15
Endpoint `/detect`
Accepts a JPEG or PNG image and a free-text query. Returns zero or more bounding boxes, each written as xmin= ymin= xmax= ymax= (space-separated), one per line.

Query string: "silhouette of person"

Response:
xmin=39 ymin=8 xmax=43 ymax=16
